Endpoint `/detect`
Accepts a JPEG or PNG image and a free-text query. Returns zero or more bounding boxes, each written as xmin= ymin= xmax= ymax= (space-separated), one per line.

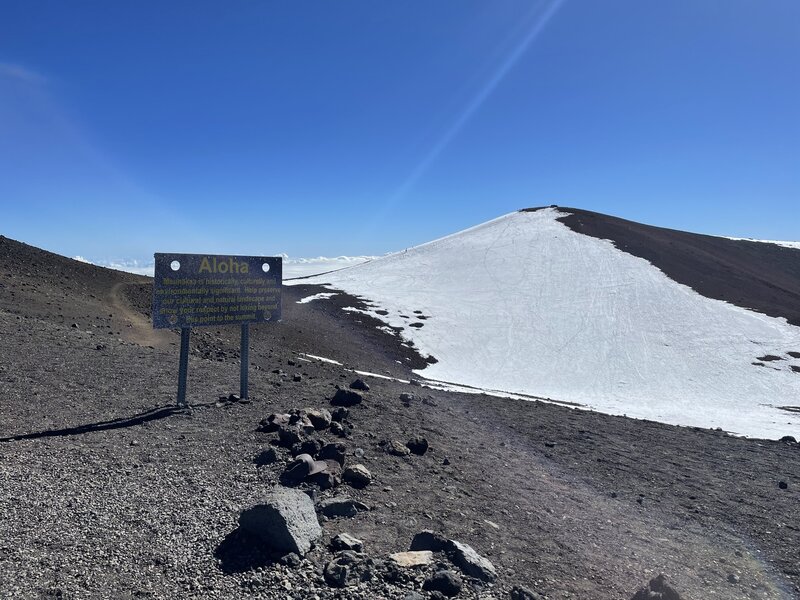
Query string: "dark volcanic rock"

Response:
xmin=407 ymin=436 xmax=429 ymax=456
xmin=238 ymin=488 xmax=322 ymax=556
xmin=317 ymin=496 xmax=369 ymax=518
xmin=385 ymin=440 xmax=411 ymax=456
xmin=630 ymin=574 xmax=682 ymax=600
xmin=447 ymin=539 xmax=497 ymax=582
xmin=780 ymin=435 xmax=797 ymax=443
xmin=349 ymin=378 xmax=370 ymax=391
xmin=331 ymin=389 xmax=363 ymax=407
xmin=319 ymin=442 xmax=347 ymax=466
xmin=305 ymin=408 xmax=332 ymax=430
xmin=331 ymin=533 xmax=363 ymax=552
xmin=323 ymin=551 xmax=364 ymax=587
xmin=423 ymin=569 xmax=462 ymax=597
xmin=292 ymin=439 xmax=322 ymax=458
xmin=309 ymin=460 xmax=342 ymax=490
xmin=277 ymin=425 xmax=304 ymax=447
xmin=257 ymin=413 xmax=290 ymax=433
xmin=511 ymin=585 xmax=545 ymax=600
xmin=343 ymin=464 xmax=372 ymax=488
xmin=331 ymin=406 xmax=349 ymax=422
xmin=410 ymin=530 xmax=448 ymax=552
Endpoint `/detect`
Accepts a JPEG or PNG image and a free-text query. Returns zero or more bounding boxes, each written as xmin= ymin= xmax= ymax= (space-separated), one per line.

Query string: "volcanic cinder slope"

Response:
xmin=290 ymin=207 xmax=800 ymax=440
xmin=1 ymin=224 xmax=800 ymax=600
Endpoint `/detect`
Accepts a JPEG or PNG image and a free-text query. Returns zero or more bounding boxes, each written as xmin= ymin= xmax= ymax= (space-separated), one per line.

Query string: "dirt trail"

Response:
xmin=108 ymin=282 xmax=173 ymax=348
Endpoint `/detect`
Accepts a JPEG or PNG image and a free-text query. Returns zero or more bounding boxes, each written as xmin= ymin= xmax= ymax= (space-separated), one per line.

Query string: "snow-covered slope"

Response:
xmin=289 ymin=208 xmax=800 ymax=439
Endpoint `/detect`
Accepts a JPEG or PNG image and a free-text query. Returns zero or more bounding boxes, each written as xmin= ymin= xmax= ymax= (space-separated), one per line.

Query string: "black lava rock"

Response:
xmin=331 ymin=389 xmax=363 ymax=407
xmin=423 ymin=570 xmax=462 ymax=597
xmin=407 ymin=436 xmax=429 ymax=456
xmin=349 ymin=378 xmax=370 ymax=391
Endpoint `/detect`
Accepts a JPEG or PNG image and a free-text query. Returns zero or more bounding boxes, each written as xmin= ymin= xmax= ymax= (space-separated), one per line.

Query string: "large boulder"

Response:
xmin=238 ymin=488 xmax=322 ymax=556
xmin=331 ymin=389 xmax=363 ymax=407
xmin=410 ymin=530 xmax=448 ymax=552
xmin=447 ymin=540 xmax=497 ymax=582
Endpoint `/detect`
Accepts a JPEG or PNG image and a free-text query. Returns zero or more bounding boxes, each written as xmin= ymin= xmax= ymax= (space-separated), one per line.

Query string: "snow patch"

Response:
xmin=297 ymin=292 xmax=339 ymax=304
xmin=293 ymin=208 xmax=800 ymax=439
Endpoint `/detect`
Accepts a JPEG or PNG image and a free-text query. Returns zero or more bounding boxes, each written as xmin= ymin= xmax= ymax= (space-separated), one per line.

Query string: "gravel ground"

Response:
xmin=1 ymin=236 xmax=799 ymax=599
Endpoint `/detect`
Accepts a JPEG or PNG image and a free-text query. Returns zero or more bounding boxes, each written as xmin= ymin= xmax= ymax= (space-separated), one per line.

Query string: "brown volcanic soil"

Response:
xmin=548 ymin=207 xmax=800 ymax=327
xmin=1 ymin=234 xmax=799 ymax=599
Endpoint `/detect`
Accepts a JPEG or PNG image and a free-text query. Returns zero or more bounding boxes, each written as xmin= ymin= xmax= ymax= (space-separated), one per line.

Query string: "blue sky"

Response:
xmin=1 ymin=1 xmax=798 ymax=264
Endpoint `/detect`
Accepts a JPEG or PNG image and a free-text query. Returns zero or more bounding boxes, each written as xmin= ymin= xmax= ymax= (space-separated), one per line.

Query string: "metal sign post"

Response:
xmin=177 ymin=327 xmax=191 ymax=407
xmin=240 ymin=323 xmax=249 ymax=400
xmin=152 ymin=253 xmax=282 ymax=407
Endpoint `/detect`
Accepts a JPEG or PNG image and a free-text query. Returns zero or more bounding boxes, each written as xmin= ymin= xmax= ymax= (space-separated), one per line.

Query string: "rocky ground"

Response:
xmin=1 ymin=235 xmax=799 ymax=599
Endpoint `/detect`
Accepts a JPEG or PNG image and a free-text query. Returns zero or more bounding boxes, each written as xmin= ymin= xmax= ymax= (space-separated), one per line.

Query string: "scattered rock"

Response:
xmin=292 ymin=374 xmax=302 ymax=382
xmin=727 ymin=573 xmax=740 ymax=584
xmin=277 ymin=426 xmax=304 ymax=447
xmin=330 ymin=421 xmax=346 ymax=437
xmin=305 ymin=408 xmax=332 ymax=430
xmin=331 ymin=407 xmax=349 ymax=422
xmin=323 ymin=551 xmax=364 ymax=587
xmin=238 ymin=488 xmax=322 ymax=556
xmin=281 ymin=453 xmax=330 ymax=485
xmin=410 ymin=530 xmax=448 ymax=552
xmin=386 ymin=440 xmax=411 ymax=456
xmin=780 ymin=435 xmax=797 ymax=443
xmin=253 ymin=447 xmax=278 ymax=466
xmin=343 ymin=464 xmax=372 ymax=489
xmin=292 ymin=439 xmax=322 ymax=458
xmin=319 ymin=442 xmax=347 ymax=466
xmin=423 ymin=569 xmax=462 ymax=597
xmin=257 ymin=413 xmax=290 ymax=433
xmin=403 ymin=592 xmax=425 ymax=600
xmin=317 ymin=496 xmax=370 ymax=518
xmin=389 ymin=550 xmax=433 ymax=568
xmin=447 ymin=540 xmax=497 ymax=582
xmin=331 ymin=533 xmax=363 ymax=552
xmin=288 ymin=411 xmax=315 ymax=432
xmin=278 ymin=552 xmax=301 ymax=568
xmin=779 ymin=480 xmax=788 ymax=490
xmin=630 ymin=574 xmax=682 ymax=600
xmin=309 ymin=460 xmax=343 ymax=490
xmin=511 ymin=585 xmax=545 ymax=600
xmin=407 ymin=436 xmax=429 ymax=456
xmin=350 ymin=378 xmax=370 ymax=391
xmin=399 ymin=393 xmax=416 ymax=404
xmin=331 ymin=389 xmax=363 ymax=407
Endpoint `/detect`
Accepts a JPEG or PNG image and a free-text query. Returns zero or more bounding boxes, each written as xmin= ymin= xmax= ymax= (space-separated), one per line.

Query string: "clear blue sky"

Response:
xmin=1 ymin=1 xmax=798 ymax=264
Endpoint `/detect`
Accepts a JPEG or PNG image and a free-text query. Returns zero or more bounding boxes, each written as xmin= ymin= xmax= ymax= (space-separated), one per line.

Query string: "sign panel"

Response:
xmin=152 ymin=253 xmax=282 ymax=329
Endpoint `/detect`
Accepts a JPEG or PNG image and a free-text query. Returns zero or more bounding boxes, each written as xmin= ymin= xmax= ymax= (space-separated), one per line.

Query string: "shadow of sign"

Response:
xmin=0 ymin=405 xmax=183 ymax=442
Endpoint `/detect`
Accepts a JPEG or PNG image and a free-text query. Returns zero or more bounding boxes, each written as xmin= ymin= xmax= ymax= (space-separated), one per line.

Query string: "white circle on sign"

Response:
xmin=262 ymin=263 xmax=270 ymax=273
xmin=170 ymin=260 xmax=181 ymax=271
